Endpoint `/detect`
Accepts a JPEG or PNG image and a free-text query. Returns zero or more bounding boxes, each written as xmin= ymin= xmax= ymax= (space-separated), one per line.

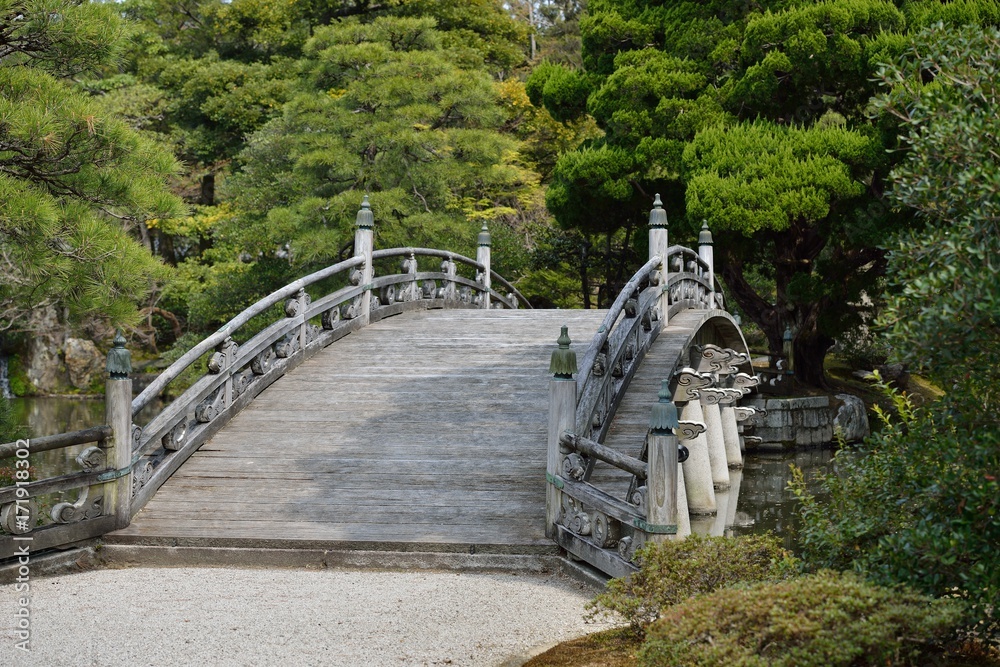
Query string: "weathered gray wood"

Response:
xmin=0 ymin=516 xmax=117 ymax=560
xmin=113 ymin=309 xmax=608 ymax=549
xmin=0 ymin=470 xmax=106 ymax=505
xmin=105 ymin=376 xmax=132 ymax=528
xmin=647 ymin=431 xmax=678 ymax=542
xmin=547 ymin=375 xmax=575 ymax=539
xmin=132 ymin=255 xmax=365 ymax=415
xmin=560 ymin=432 xmax=646 ymax=480
xmin=0 ymin=425 xmax=111 ymax=460
xmin=554 ymin=525 xmax=637 ymax=578
xmin=558 ymin=476 xmax=645 ymax=527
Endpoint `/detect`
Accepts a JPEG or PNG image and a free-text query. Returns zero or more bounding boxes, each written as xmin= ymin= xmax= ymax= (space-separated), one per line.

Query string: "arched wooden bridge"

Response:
xmin=0 ymin=197 xmax=763 ymax=578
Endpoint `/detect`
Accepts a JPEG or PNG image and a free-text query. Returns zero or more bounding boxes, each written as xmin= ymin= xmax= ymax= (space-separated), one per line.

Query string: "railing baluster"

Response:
xmin=647 ymin=380 xmax=680 ymax=543
xmin=649 ymin=193 xmax=670 ymax=327
xmin=546 ymin=326 xmax=577 ymax=539
xmin=476 ymin=223 xmax=491 ymax=309
xmin=699 ymin=221 xmax=715 ymax=309
xmin=104 ymin=332 xmax=133 ymax=529
xmin=354 ymin=195 xmax=375 ymax=325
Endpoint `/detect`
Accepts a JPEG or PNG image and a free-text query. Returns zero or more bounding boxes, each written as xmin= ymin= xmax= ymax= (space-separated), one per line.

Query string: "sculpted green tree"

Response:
xmin=0 ymin=0 xmax=184 ymax=334
xmin=534 ymin=0 xmax=1000 ymax=385
xmin=180 ymin=16 xmax=542 ymax=328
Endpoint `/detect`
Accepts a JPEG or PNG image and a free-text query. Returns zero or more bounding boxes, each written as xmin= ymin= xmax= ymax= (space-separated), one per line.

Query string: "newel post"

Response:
xmin=648 ymin=194 xmax=670 ymax=327
xmin=354 ymin=195 xmax=375 ymax=325
xmin=546 ymin=326 xmax=577 ymax=539
xmin=698 ymin=221 xmax=715 ymax=310
xmin=648 ymin=380 xmax=679 ymax=542
xmin=476 ymin=222 xmax=492 ymax=309
xmin=104 ymin=331 xmax=133 ymax=529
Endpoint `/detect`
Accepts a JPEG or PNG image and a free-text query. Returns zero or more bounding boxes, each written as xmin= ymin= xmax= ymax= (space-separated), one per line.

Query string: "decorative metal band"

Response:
xmin=545 ymin=472 xmax=565 ymax=489
xmin=361 ymin=283 xmax=374 ymax=291
xmin=96 ymin=466 xmax=133 ymax=482
xmin=633 ymin=519 xmax=677 ymax=534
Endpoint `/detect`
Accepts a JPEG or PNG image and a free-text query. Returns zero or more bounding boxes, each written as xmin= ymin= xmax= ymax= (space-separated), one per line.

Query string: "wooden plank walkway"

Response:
xmin=109 ymin=309 xmax=608 ymax=554
xmin=591 ymin=311 xmax=711 ymax=495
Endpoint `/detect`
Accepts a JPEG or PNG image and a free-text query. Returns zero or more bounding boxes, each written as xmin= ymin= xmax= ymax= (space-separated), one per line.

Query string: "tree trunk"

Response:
xmin=793 ymin=305 xmax=833 ymax=388
xmin=200 ymin=172 xmax=215 ymax=206
xmin=579 ymin=241 xmax=591 ymax=309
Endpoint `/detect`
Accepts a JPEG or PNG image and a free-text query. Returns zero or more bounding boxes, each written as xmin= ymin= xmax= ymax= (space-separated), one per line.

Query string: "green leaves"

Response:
xmin=683 ymin=120 xmax=874 ymax=235
xmin=791 ymin=383 xmax=1000 ymax=639
xmin=872 ymin=24 xmax=1000 ymax=391
xmin=0 ymin=3 xmax=183 ymax=332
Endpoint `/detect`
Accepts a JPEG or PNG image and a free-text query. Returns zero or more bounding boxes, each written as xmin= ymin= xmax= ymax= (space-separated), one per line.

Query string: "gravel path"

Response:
xmin=2 ymin=567 xmax=612 ymax=666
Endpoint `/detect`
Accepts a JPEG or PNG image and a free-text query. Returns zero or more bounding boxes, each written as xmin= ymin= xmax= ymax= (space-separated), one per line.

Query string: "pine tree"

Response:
xmin=0 ymin=0 xmax=184 ymax=333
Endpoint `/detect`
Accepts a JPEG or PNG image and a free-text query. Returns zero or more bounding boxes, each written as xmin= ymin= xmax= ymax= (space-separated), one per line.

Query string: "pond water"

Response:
xmin=7 ymin=397 xmax=836 ymax=548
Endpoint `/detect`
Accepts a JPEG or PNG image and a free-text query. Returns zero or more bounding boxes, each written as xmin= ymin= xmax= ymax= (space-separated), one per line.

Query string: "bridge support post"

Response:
xmin=648 ymin=381 xmax=679 ymax=542
xmin=354 ymin=196 xmax=375 ymax=325
xmin=476 ymin=223 xmax=491 ymax=309
xmin=720 ymin=403 xmax=743 ymax=468
xmin=546 ymin=326 xmax=577 ymax=540
xmin=699 ymin=221 xmax=715 ymax=310
xmin=104 ymin=332 xmax=133 ymax=530
xmin=648 ymin=194 xmax=670 ymax=327
xmin=701 ymin=394 xmax=732 ymax=490
xmin=679 ymin=398 xmax=716 ymax=515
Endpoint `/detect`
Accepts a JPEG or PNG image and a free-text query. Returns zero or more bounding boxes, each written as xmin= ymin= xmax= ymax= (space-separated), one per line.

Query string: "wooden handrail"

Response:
xmin=576 ymin=255 xmax=661 ymax=395
xmin=560 ymin=431 xmax=646 ymax=480
xmin=132 ymin=255 xmax=366 ymax=415
xmin=0 ymin=425 xmax=112 ymax=460
xmin=371 ymin=247 xmax=532 ymax=308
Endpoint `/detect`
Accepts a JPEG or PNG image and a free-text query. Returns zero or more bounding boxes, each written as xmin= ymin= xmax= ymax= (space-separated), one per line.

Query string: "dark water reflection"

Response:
xmin=731 ymin=448 xmax=835 ymax=549
xmin=6 ymin=397 xmax=161 ymax=481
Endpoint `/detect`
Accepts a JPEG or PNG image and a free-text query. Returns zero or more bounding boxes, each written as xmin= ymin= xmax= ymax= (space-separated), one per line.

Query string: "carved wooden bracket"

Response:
xmin=0 ymin=499 xmax=37 ymax=534
xmin=695 ymin=344 xmax=748 ymax=375
xmin=592 ymin=512 xmax=621 ymax=548
xmin=50 ymin=486 xmax=103 ymax=524
xmin=676 ymin=421 xmax=707 ymax=441
xmin=673 ymin=368 xmax=713 ymax=402
xmin=207 ymin=337 xmax=238 ymax=374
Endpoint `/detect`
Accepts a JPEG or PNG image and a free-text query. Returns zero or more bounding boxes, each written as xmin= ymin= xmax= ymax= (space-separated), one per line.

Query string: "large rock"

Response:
xmin=833 ymin=394 xmax=869 ymax=443
xmin=25 ymin=306 xmax=67 ymax=393
xmin=64 ymin=338 xmax=104 ymax=390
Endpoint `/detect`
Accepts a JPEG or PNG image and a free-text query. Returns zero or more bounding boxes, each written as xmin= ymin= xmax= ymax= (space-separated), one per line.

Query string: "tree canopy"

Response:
xmin=533 ymin=0 xmax=1000 ymax=385
xmin=165 ymin=14 xmax=544 ymax=328
xmin=0 ymin=0 xmax=183 ymax=333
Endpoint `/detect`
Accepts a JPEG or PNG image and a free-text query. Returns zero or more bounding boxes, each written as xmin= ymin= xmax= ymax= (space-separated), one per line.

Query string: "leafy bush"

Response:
xmin=639 ymin=571 xmax=964 ymax=667
xmin=588 ymin=534 xmax=796 ymax=631
xmin=791 ymin=382 xmax=1000 ymax=643
xmin=834 ymin=323 xmax=891 ymax=370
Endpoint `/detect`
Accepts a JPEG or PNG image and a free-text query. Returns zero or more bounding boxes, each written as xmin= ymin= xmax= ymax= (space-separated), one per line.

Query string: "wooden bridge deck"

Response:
xmin=109 ymin=309 xmax=608 ymax=554
xmin=592 ymin=310 xmax=710 ymax=494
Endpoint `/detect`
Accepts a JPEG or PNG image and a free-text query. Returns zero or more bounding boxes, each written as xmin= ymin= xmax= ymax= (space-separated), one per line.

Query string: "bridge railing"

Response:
xmin=0 ymin=197 xmax=529 ymax=559
xmin=546 ymin=194 xmax=739 ymax=577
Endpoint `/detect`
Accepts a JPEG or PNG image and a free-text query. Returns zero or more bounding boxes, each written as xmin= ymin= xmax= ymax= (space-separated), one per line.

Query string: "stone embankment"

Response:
xmin=743 ymin=394 xmax=869 ymax=450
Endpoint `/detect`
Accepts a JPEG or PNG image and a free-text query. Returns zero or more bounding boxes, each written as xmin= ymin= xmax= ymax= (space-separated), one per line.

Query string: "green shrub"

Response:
xmin=791 ymin=381 xmax=1000 ymax=643
xmin=639 ymin=571 xmax=964 ymax=667
xmin=588 ymin=533 xmax=797 ymax=631
xmin=835 ymin=323 xmax=891 ymax=370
